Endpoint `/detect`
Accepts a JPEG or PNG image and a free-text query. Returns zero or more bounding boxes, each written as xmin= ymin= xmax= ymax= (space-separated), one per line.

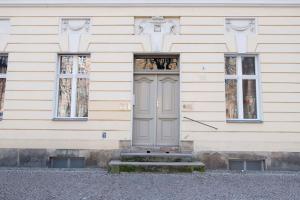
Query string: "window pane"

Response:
xmin=0 ymin=78 xmax=6 ymax=117
xmin=242 ymin=57 xmax=255 ymax=75
xmin=243 ymin=80 xmax=257 ymax=119
xmin=154 ymin=58 xmax=178 ymax=70
xmin=76 ymin=78 xmax=89 ymax=117
xmin=78 ymin=56 xmax=90 ymax=74
xmin=225 ymin=56 xmax=236 ymax=75
xmin=57 ymin=78 xmax=72 ymax=117
xmin=60 ymin=56 xmax=73 ymax=74
xmin=134 ymin=57 xmax=179 ymax=71
xmin=135 ymin=58 xmax=155 ymax=71
xmin=225 ymin=79 xmax=238 ymax=119
xmin=0 ymin=56 xmax=7 ymax=74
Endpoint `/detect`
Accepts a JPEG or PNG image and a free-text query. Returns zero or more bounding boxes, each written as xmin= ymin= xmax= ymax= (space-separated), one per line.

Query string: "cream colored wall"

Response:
xmin=0 ymin=6 xmax=299 ymax=151
xmin=177 ymin=15 xmax=300 ymax=152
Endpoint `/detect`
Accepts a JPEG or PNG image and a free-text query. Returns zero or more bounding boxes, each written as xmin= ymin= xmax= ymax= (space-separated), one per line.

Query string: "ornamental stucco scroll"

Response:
xmin=135 ymin=16 xmax=179 ymax=52
xmin=60 ymin=18 xmax=90 ymax=52
xmin=0 ymin=20 xmax=10 ymax=51
xmin=225 ymin=18 xmax=256 ymax=53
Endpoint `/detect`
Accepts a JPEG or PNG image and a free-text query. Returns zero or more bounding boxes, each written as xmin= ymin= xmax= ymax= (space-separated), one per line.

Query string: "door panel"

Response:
xmin=156 ymin=75 xmax=179 ymax=146
xmin=133 ymin=74 xmax=179 ymax=146
xmin=133 ymin=75 xmax=156 ymax=146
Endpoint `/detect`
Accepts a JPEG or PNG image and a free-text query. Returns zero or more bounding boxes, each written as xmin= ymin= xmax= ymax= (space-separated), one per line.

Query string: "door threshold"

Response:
xmin=127 ymin=145 xmax=181 ymax=153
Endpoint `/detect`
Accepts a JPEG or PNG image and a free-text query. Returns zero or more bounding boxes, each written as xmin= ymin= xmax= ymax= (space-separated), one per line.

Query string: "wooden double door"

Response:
xmin=133 ymin=74 xmax=179 ymax=146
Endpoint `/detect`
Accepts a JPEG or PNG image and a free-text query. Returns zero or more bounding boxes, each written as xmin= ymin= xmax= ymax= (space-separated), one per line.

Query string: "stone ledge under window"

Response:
xmin=226 ymin=119 xmax=263 ymax=123
xmin=52 ymin=117 xmax=88 ymax=121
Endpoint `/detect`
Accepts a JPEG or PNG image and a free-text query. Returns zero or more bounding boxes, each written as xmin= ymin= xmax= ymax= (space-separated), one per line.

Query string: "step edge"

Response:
xmin=120 ymin=153 xmax=193 ymax=157
xmin=109 ymin=160 xmax=205 ymax=166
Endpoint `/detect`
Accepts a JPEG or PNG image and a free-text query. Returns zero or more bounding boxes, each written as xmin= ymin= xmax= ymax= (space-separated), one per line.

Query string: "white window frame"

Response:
xmin=54 ymin=54 xmax=90 ymax=120
xmin=225 ymin=54 xmax=261 ymax=122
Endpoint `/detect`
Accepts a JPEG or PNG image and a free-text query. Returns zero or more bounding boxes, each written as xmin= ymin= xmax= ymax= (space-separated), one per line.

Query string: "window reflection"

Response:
xmin=76 ymin=78 xmax=89 ymax=117
xmin=0 ymin=79 xmax=6 ymax=116
xmin=57 ymin=55 xmax=90 ymax=118
xmin=225 ymin=55 xmax=259 ymax=120
xmin=243 ymin=80 xmax=257 ymax=119
xmin=225 ymin=79 xmax=238 ymax=119
xmin=0 ymin=56 xmax=7 ymax=74
xmin=242 ymin=57 xmax=256 ymax=75
xmin=225 ymin=56 xmax=236 ymax=75
xmin=135 ymin=56 xmax=179 ymax=71
xmin=78 ymin=56 xmax=90 ymax=74
xmin=0 ymin=55 xmax=7 ymax=118
xmin=60 ymin=56 xmax=73 ymax=74
xmin=57 ymin=78 xmax=72 ymax=117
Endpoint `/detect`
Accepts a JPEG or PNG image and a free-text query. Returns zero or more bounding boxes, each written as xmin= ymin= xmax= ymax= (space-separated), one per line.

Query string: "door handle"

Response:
xmin=156 ymin=99 xmax=159 ymax=108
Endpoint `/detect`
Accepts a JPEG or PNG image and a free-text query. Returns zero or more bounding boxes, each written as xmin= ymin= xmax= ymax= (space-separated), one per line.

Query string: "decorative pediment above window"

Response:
xmin=0 ymin=20 xmax=10 ymax=51
xmin=60 ymin=18 xmax=90 ymax=52
xmin=226 ymin=18 xmax=256 ymax=33
xmin=135 ymin=16 xmax=179 ymax=52
xmin=225 ymin=18 xmax=256 ymax=53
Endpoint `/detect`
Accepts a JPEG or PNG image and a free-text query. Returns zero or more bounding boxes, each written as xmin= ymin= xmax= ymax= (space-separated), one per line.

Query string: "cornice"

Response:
xmin=1 ymin=0 xmax=300 ymax=7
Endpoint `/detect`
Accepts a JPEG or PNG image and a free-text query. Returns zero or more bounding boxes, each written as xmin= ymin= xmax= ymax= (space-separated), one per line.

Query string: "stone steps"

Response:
xmin=108 ymin=152 xmax=205 ymax=173
xmin=109 ymin=160 xmax=205 ymax=173
xmin=120 ymin=152 xmax=194 ymax=162
xmin=123 ymin=146 xmax=183 ymax=153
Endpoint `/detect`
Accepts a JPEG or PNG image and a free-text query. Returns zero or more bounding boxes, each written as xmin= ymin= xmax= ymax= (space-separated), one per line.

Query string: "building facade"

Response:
xmin=0 ymin=0 xmax=300 ymax=170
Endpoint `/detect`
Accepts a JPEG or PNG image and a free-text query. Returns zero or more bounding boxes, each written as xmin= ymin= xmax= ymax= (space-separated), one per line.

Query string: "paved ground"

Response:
xmin=0 ymin=169 xmax=299 ymax=200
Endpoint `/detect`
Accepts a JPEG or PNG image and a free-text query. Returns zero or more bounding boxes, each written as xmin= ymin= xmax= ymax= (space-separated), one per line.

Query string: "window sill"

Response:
xmin=226 ymin=119 xmax=263 ymax=123
xmin=52 ymin=117 xmax=88 ymax=121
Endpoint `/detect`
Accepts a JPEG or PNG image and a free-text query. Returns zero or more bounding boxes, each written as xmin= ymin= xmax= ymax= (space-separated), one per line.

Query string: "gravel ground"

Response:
xmin=0 ymin=169 xmax=299 ymax=200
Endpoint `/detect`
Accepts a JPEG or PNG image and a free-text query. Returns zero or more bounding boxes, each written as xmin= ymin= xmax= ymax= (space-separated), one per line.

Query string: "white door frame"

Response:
xmin=131 ymin=53 xmax=181 ymax=147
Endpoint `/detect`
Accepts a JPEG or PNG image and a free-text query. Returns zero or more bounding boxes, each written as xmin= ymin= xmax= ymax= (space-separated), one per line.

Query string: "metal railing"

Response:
xmin=183 ymin=117 xmax=218 ymax=130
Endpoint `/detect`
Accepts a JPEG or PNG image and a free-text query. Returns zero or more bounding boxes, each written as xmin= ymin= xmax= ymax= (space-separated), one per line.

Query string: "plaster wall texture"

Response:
xmin=0 ymin=5 xmax=299 ymax=154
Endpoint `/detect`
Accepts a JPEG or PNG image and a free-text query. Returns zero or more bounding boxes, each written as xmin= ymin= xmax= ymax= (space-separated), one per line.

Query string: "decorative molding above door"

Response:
xmin=135 ymin=16 xmax=179 ymax=52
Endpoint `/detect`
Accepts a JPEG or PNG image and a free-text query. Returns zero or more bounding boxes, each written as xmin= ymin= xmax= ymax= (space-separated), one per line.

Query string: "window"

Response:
xmin=134 ymin=55 xmax=179 ymax=72
xmin=0 ymin=55 xmax=7 ymax=118
xmin=56 ymin=55 xmax=90 ymax=119
xmin=225 ymin=55 xmax=260 ymax=121
xmin=229 ymin=159 xmax=265 ymax=171
xmin=50 ymin=157 xmax=85 ymax=168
